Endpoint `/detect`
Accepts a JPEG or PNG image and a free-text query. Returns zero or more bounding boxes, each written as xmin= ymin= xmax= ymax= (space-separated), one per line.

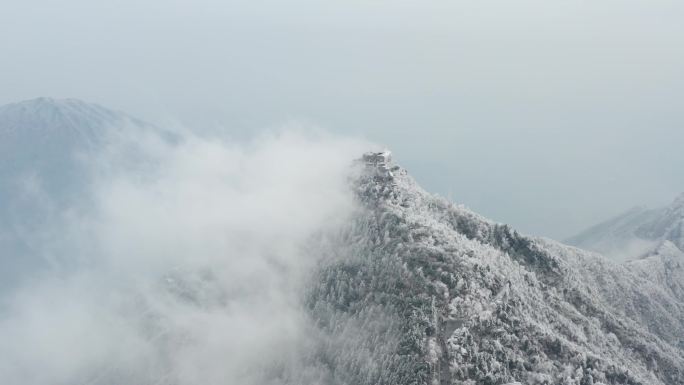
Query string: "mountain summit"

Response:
xmin=301 ymin=155 xmax=684 ymax=385
xmin=1 ymin=99 xmax=683 ymax=385
xmin=0 ymin=97 xmax=145 ymax=134
xmin=0 ymin=97 xmax=153 ymax=172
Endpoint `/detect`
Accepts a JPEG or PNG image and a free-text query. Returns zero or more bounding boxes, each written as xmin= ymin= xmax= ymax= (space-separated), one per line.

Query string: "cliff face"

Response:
xmin=304 ymin=156 xmax=684 ymax=385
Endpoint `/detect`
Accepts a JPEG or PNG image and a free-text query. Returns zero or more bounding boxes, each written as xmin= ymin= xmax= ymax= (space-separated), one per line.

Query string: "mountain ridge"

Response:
xmin=302 ymin=155 xmax=684 ymax=385
xmin=567 ymin=193 xmax=684 ymax=262
xmin=1 ymin=100 xmax=683 ymax=384
xmin=0 ymin=97 xmax=147 ymax=133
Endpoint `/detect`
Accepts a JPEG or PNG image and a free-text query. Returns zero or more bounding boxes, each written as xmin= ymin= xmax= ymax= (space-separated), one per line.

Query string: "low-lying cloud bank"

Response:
xmin=0 ymin=128 xmax=371 ymax=384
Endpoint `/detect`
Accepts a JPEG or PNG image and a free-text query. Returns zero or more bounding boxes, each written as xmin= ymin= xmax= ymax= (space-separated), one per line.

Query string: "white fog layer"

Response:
xmin=2 ymin=100 xmax=684 ymax=384
xmin=0 ymin=100 xmax=372 ymax=384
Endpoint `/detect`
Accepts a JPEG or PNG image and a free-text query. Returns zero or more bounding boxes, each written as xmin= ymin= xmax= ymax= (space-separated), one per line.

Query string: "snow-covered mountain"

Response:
xmin=299 ymin=156 xmax=684 ymax=385
xmin=2 ymin=99 xmax=684 ymax=385
xmin=0 ymin=97 xmax=154 ymax=195
xmin=0 ymin=97 xmax=147 ymax=133
xmin=0 ymin=98 xmax=157 ymax=287
xmin=567 ymin=194 xmax=684 ymax=261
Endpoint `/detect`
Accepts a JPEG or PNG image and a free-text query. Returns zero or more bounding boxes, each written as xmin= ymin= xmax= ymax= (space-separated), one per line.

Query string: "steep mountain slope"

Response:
xmin=303 ymin=155 xmax=684 ymax=385
xmin=567 ymin=194 xmax=684 ymax=261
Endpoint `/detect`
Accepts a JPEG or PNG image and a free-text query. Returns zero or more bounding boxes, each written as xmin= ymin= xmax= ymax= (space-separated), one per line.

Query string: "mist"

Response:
xmin=0 ymin=127 xmax=372 ymax=385
xmin=2 ymin=0 xmax=684 ymax=238
xmin=3 ymin=1 xmax=684 ymax=383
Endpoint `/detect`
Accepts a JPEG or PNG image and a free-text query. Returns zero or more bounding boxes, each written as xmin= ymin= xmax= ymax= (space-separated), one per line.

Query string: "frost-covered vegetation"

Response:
xmin=3 ymin=99 xmax=684 ymax=385
xmin=302 ymin=158 xmax=684 ymax=385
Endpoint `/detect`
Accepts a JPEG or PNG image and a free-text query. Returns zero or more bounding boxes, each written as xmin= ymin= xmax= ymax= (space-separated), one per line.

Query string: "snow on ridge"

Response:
xmin=0 ymin=97 xmax=150 ymax=137
xmin=329 ymin=152 xmax=684 ymax=384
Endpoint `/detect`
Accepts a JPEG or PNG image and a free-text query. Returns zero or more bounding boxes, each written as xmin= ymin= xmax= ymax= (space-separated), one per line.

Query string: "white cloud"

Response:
xmin=0 ymin=127 xmax=372 ymax=385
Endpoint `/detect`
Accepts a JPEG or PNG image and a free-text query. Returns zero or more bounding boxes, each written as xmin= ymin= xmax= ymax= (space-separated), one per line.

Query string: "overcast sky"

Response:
xmin=1 ymin=0 xmax=683 ymax=239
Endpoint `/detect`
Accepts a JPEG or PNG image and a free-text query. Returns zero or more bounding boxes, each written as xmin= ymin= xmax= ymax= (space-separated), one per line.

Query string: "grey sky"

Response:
xmin=1 ymin=0 xmax=683 ymax=239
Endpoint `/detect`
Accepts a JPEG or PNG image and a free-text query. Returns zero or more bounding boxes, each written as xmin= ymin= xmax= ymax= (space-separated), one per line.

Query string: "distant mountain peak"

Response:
xmin=5 ymin=96 xmax=114 ymax=111
xmin=14 ymin=96 xmax=86 ymax=106
xmin=568 ymin=190 xmax=684 ymax=261
xmin=0 ymin=97 xmax=162 ymax=183
xmin=0 ymin=97 xmax=147 ymax=134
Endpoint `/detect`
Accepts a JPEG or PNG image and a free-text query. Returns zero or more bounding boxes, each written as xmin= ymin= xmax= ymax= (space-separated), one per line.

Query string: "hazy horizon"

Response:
xmin=2 ymin=0 xmax=684 ymax=239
